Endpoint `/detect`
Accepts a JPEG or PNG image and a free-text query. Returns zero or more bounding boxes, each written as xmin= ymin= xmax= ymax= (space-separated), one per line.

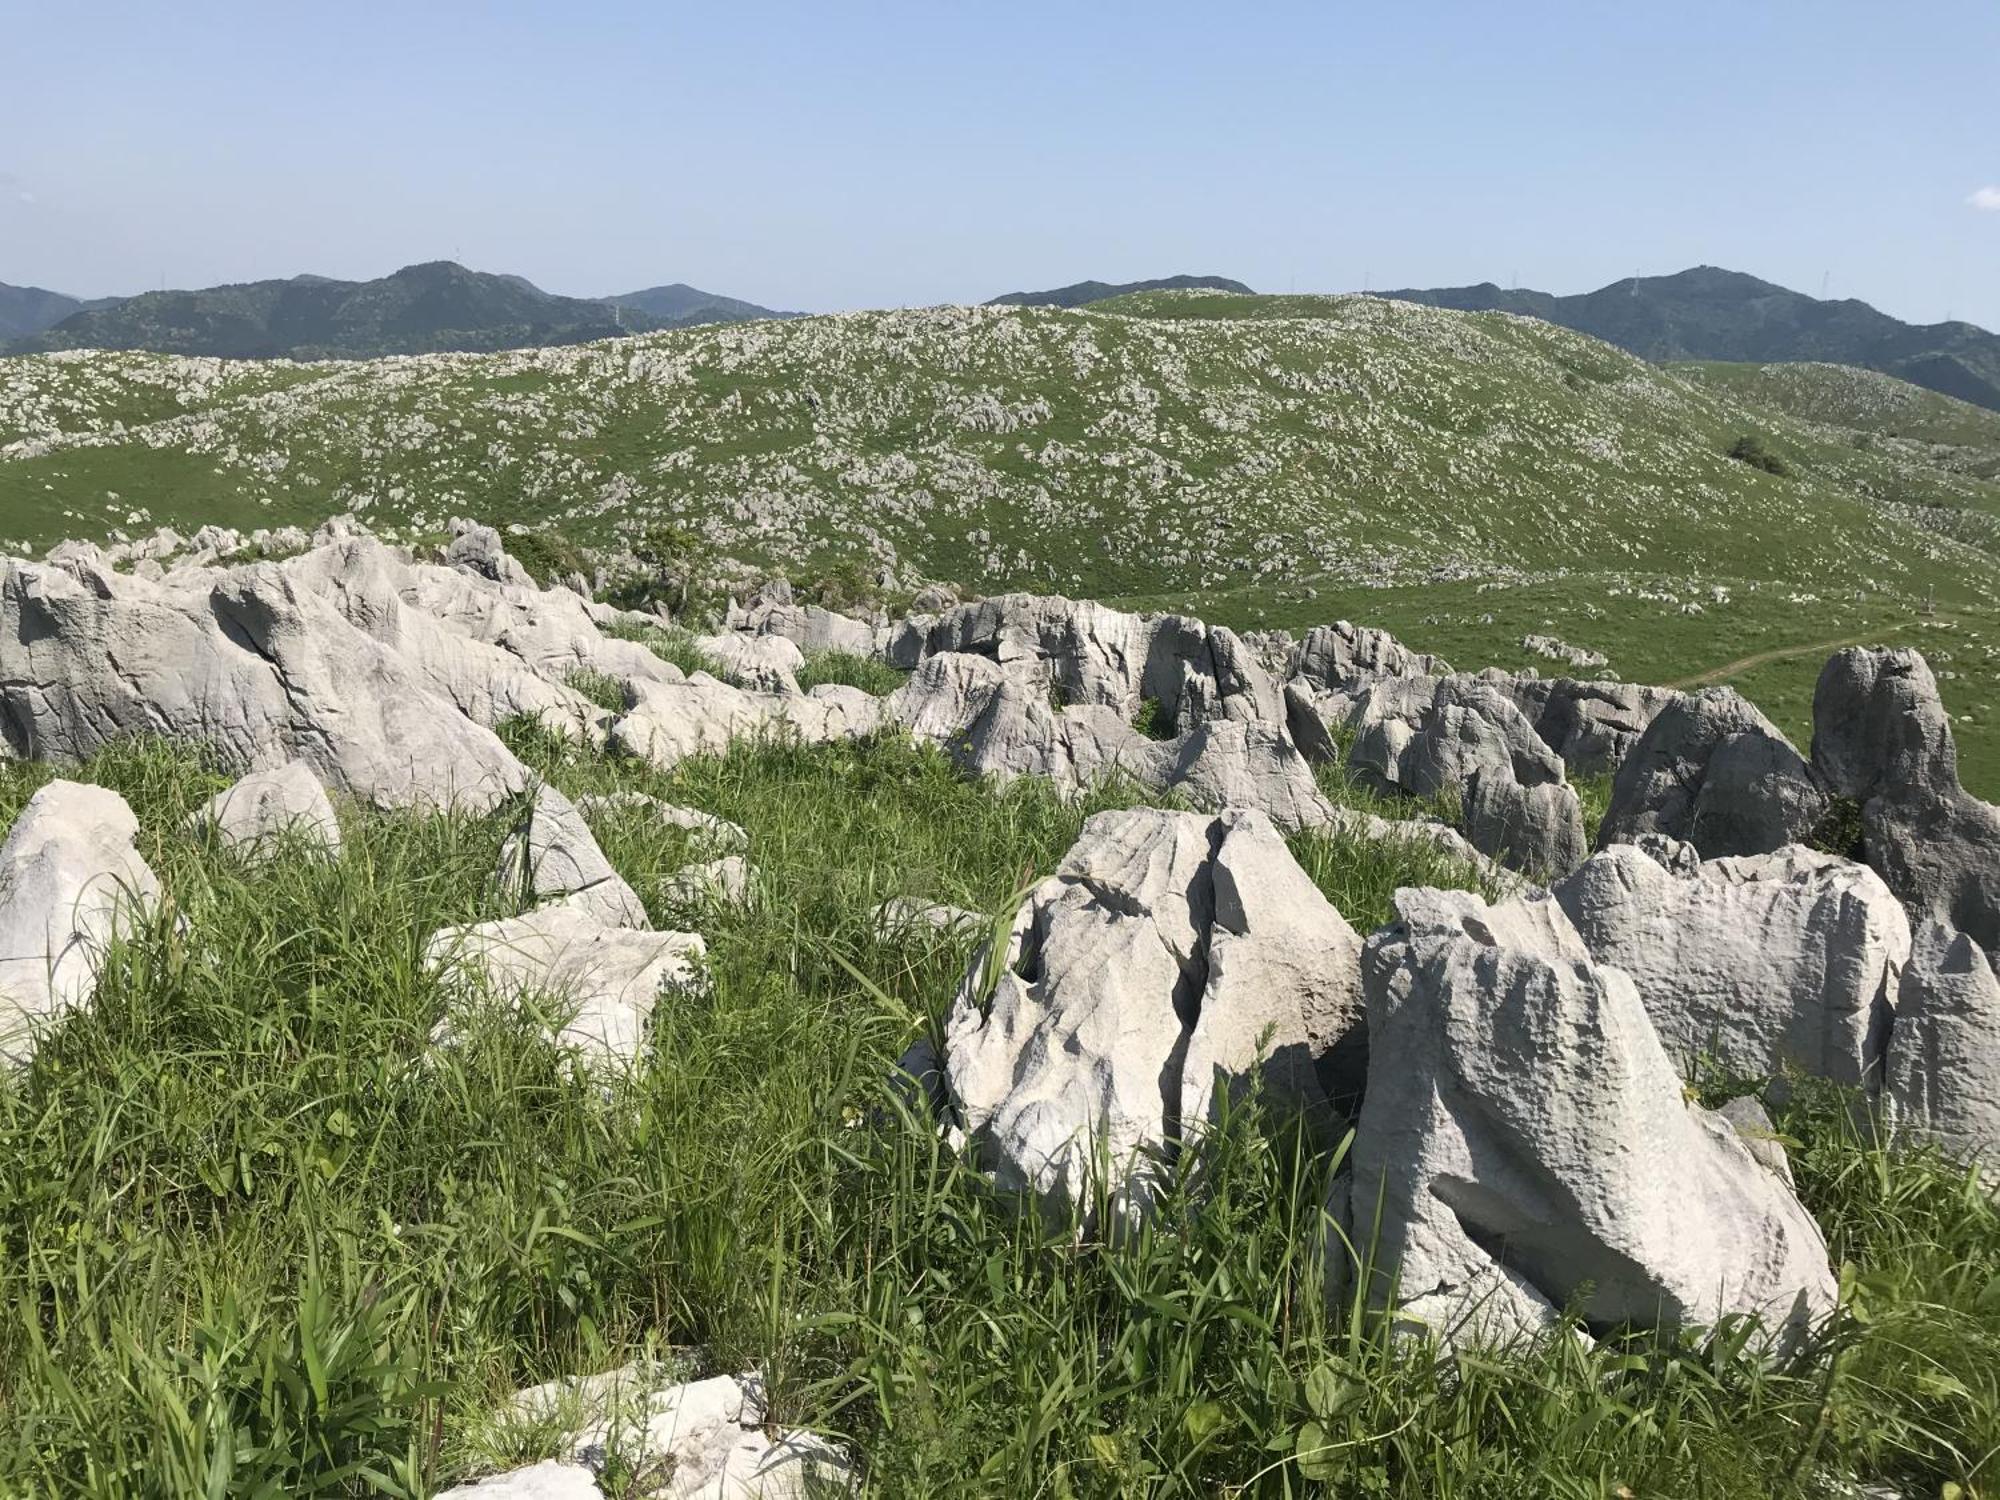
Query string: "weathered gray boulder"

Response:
xmin=1554 ymin=844 xmax=1909 ymax=1088
xmin=187 ymin=761 xmax=342 ymax=862
xmin=1813 ymin=647 xmax=2000 ymax=952
xmin=1338 ymin=885 xmax=1837 ymax=1351
xmin=729 ymin=600 xmax=882 ymax=658
xmin=1813 ymin=646 xmax=1958 ymax=799
xmin=426 ymin=906 xmax=705 ymax=1067
xmin=1597 ymin=687 xmax=1826 ymax=857
xmin=1163 ymin=720 xmax=1335 ymax=831
xmin=944 ymin=808 xmax=1364 ymax=1226
xmin=1884 ymin=922 xmax=2000 ymax=1181
xmin=887 ymin=594 xmax=1282 ymax=732
xmin=1504 ymin=677 xmax=1682 ymax=776
xmin=0 ymin=781 xmax=163 ymax=1063
xmin=1462 ymin=772 xmax=1587 ymax=878
xmin=662 ymin=855 xmax=753 ymax=911
xmin=874 ymin=897 xmax=985 ymax=938
xmin=610 ymin=676 xmax=882 ymax=772
xmin=444 ymin=523 xmax=536 ymax=590
xmin=0 ymin=551 xmax=532 ymax=813
xmin=497 ymin=786 xmax=650 ymax=929
xmin=500 ymin=1366 xmax=852 ymax=1499
xmin=1290 ymin=621 xmax=1449 ymax=691
xmin=692 ymin=630 xmax=806 ymax=694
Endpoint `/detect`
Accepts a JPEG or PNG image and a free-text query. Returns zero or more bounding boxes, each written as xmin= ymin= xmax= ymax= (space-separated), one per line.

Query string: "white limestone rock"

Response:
xmin=0 ymin=781 xmax=163 ymax=1063
xmin=575 ymin=791 xmax=748 ymax=852
xmin=944 ymin=807 xmax=1365 ymax=1226
xmin=186 ymin=761 xmax=342 ymax=863
xmin=504 ymin=1365 xmax=852 ymax=1499
xmin=433 ymin=1461 xmax=602 ymax=1500
xmin=1339 ymin=885 xmax=1838 ymax=1352
xmin=1884 ymin=921 xmax=2000 ymax=1182
xmin=1553 ymin=843 xmax=1910 ymax=1088
xmin=873 ymin=897 xmax=985 ymax=938
xmin=426 ymin=906 xmax=705 ymax=1067
xmin=498 ymin=786 xmax=650 ymax=929
xmin=663 ymin=856 xmax=753 ymax=911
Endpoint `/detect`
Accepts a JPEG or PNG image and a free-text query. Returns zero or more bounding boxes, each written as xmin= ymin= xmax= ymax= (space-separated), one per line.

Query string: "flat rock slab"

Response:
xmin=427 ymin=905 xmax=705 ymax=1067
xmin=503 ymin=1365 xmax=852 ymax=1499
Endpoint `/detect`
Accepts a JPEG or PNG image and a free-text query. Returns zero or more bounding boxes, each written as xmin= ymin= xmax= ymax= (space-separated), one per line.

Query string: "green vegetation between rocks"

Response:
xmin=0 ymin=731 xmax=1992 ymax=1497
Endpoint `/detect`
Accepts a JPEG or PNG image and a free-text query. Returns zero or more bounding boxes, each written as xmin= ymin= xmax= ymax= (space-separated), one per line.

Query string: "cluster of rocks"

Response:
xmin=6 ymin=519 xmax=2000 ymax=1481
xmin=895 ymin=639 xmax=2000 ymax=1355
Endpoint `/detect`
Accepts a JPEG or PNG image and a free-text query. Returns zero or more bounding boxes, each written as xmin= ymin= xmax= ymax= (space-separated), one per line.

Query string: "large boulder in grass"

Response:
xmin=1884 ymin=922 xmax=2000 ymax=1181
xmin=186 ymin=761 xmax=342 ymax=863
xmin=1553 ymin=843 xmax=1910 ymax=1089
xmin=0 ymin=781 xmax=162 ymax=1063
xmin=0 ymin=550 xmax=531 ymax=814
xmin=1290 ymin=621 xmax=1449 ymax=691
xmin=1335 ymin=885 xmax=1837 ymax=1352
xmin=425 ymin=905 xmax=705 ymax=1068
xmin=1813 ymin=647 xmax=2000 ymax=953
xmin=443 ymin=523 xmax=537 ymax=590
xmin=942 ymin=807 xmax=1364 ymax=1226
xmin=496 ymin=786 xmax=649 ymax=929
xmin=1596 ymin=687 xmax=1826 ymax=858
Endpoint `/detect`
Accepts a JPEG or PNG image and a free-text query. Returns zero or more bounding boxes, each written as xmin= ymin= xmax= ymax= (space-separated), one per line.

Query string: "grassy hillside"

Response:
xmin=8 ymin=293 xmax=2000 ymax=786
xmin=1677 ymin=359 xmax=2000 ymax=478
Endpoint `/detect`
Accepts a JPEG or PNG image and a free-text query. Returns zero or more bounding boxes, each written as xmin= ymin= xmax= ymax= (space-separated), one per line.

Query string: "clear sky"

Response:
xmin=4 ymin=0 xmax=1997 ymax=329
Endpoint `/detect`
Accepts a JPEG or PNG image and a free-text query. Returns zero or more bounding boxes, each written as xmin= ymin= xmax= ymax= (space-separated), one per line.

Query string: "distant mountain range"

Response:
xmin=0 ymin=283 xmax=120 ymax=342
xmin=602 ymin=282 xmax=800 ymax=326
xmin=2 ymin=263 xmax=791 ymax=360
xmin=986 ymin=274 xmax=1254 ymax=309
xmin=1378 ymin=266 xmax=2000 ymax=412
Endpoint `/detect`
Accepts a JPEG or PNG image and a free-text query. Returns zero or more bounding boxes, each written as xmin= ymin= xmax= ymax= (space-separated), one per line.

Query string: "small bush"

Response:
xmin=1131 ymin=696 xmax=1173 ymax=740
xmin=1728 ymin=433 xmax=1792 ymax=477
xmin=502 ymin=529 xmax=589 ymax=588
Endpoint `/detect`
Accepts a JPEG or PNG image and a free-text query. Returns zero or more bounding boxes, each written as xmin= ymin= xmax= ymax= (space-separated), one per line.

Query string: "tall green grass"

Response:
xmin=0 ymin=733 xmax=1992 ymax=1496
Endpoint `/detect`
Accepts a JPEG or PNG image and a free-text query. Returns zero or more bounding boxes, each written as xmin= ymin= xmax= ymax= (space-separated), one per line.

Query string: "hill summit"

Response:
xmin=986 ymin=273 xmax=1253 ymax=308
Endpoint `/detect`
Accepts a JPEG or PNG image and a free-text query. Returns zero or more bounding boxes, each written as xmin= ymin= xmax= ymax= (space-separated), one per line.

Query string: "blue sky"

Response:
xmin=4 ymin=0 xmax=1997 ymax=329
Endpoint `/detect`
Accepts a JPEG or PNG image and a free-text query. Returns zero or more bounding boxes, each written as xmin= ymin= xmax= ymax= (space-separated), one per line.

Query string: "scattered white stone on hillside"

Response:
xmin=425 ymin=905 xmax=705 ymax=1067
xmin=500 ymin=1365 xmax=852 ymax=1499
xmin=186 ymin=761 xmax=343 ymax=863
xmin=1521 ymin=633 xmax=1610 ymax=671
xmin=1339 ymin=884 xmax=1838 ymax=1353
xmin=0 ymin=781 xmax=163 ymax=1064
